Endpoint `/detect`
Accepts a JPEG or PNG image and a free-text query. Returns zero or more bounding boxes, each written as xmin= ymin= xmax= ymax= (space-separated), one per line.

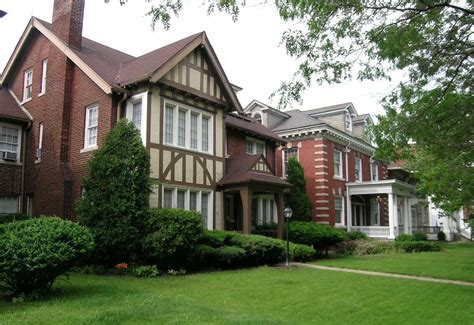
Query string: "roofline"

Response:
xmin=347 ymin=179 xmax=416 ymax=191
xmin=225 ymin=121 xmax=287 ymax=144
xmin=8 ymin=89 xmax=33 ymax=121
xmin=1 ymin=18 xmax=114 ymax=95
xmin=244 ymin=100 xmax=291 ymax=118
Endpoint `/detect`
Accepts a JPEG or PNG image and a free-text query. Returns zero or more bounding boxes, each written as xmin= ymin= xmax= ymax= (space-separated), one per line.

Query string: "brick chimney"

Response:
xmin=52 ymin=0 xmax=85 ymax=49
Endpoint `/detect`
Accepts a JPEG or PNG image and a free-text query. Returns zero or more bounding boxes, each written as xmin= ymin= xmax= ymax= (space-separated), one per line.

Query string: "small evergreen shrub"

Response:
xmin=353 ymin=239 xmax=395 ymax=255
xmin=412 ymin=231 xmax=428 ymax=241
xmin=143 ymin=208 xmax=204 ymax=269
xmin=133 ymin=265 xmax=159 ymax=278
xmin=396 ymin=241 xmax=442 ymax=253
xmin=395 ymin=234 xmax=416 ymax=242
xmin=0 ymin=212 xmax=30 ymax=224
xmin=437 ymin=230 xmax=446 ymax=241
xmin=213 ymin=246 xmax=246 ymax=268
xmin=0 ymin=217 xmax=94 ymax=296
xmin=198 ymin=230 xmax=238 ymax=248
xmin=288 ymin=221 xmax=346 ymax=254
xmin=346 ymin=230 xmax=368 ymax=240
xmin=289 ymin=242 xmax=316 ymax=262
xmin=229 ymin=234 xmax=285 ymax=266
xmin=286 ymin=157 xmax=313 ymax=221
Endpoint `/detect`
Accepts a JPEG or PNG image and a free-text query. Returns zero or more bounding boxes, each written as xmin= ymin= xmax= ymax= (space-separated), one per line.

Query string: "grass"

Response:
xmin=314 ymin=242 xmax=474 ymax=282
xmin=1 ymin=266 xmax=474 ymax=324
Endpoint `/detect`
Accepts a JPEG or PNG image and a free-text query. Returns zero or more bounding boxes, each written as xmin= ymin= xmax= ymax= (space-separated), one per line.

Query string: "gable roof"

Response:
xmin=244 ymin=100 xmax=291 ymax=118
xmin=0 ymin=88 xmax=31 ymax=123
xmin=218 ymin=154 xmax=290 ymax=187
xmin=1 ymin=18 xmax=242 ymax=111
xmin=225 ymin=113 xmax=285 ymax=143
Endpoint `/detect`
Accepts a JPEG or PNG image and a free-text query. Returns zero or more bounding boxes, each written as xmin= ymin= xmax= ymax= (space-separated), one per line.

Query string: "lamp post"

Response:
xmin=284 ymin=206 xmax=293 ymax=267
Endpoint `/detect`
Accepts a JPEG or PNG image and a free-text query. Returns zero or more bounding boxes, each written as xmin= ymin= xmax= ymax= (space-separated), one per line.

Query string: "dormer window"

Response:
xmin=254 ymin=113 xmax=262 ymax=124
xmin=345 ymin=112 xmax=352 ymax=131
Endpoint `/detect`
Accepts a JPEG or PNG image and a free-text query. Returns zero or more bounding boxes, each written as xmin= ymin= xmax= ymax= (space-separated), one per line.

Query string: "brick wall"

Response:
xmin=0 ymin=164 xmax=22 ymax=196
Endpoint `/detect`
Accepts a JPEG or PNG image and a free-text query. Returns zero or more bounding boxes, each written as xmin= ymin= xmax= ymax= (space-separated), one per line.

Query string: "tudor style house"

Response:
xmin=245 ymin=100 xmax=429 ymax=239
xmin=0 ymin=0 xmax=290 ymax=237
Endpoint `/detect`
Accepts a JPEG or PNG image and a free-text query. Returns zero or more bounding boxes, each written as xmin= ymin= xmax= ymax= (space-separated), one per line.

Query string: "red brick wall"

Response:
xmin=0 ymin=164 xmax=22 ymax=196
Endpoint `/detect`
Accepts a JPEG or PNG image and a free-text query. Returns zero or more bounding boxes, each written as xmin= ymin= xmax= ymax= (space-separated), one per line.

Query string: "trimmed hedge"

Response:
xmin=289 ymin=242 xmax=316 ymax=262
xmin=229 ymin=234 xmax=285 ymax=266
xmin=396 ymin=240 xmax=442 ymax=253
xmin=0 ymin=217 xmax=94 ymax=296
xmin=288 ymin=221 xmax=346 ymax=254
xmin=353 ymin=239 xmax=395 ymax=255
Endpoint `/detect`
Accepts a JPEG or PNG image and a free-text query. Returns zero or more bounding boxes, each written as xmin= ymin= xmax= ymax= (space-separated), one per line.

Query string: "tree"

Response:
xmin=286 ymin=157 xmax=312 ymax=221
xmin=77 ymin=119 xmax=151 ymax=265
xmin=113 ymin=0 xmax=472 ymax=213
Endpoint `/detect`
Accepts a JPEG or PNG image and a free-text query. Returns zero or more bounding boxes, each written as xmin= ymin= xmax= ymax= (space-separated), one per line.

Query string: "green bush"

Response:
xmin=198 ymin=230 xmax=239 ymax=248
xmin=133 ymin=265 xmax=159 ymax=278
xmin=412 ymin=231 xmax=428 ymax=241
xmin=0 ymin=217 xmax=94 ymax=296
xmin=142 ymin=208 xmax=204 ymax=269
xmin=229 ymin=234 xmax=285 ymax=266
xmin=77 ymin=119 xmax=151 ymax=266
xmin=289 ymin=242 xmax=316 ymax=262
xmin=286 ymin=157 xmax=313 ymax=221
xmin=0 ymin=212 xmax=30 ymax=225
xmin=395 ymin=234 xmax=416 ymax=242
xmin=353 ymin=239 xmax=395 ymax=255
xmin=396 ymin=241 xmax=442 ymax=253
xmin=437 ymin=231 xmax=446 ymax=241
xmin=213 ymin=246 xmax=246 ymax=268
xmin=346 ymin=230 xmax=368 ymax=240
xmin=288 ymin=221 xmax=346 ymax=254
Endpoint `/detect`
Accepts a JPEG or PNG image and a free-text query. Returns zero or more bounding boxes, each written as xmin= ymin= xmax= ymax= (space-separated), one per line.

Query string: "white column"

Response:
xmin=388 ymin=193 xmax=398 ymax=239
xmin=403 ymin=197 xmax=410 ymax=234
xmin=347 ymin=194 xmax=352 ymax=231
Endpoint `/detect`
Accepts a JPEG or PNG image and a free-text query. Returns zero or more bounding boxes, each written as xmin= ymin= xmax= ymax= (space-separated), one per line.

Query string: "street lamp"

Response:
xmin=284 ymin=206 xmax=293 ymax=267
xmin=0 ymin=10 xmax=7 ymax=18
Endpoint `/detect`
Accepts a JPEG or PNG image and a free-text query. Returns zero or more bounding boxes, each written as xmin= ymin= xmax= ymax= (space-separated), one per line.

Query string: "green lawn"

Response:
xmin=1 ymin=266 xmax=474 ymax=324
xmin=314 ymin=242 xmax=474 ymax=282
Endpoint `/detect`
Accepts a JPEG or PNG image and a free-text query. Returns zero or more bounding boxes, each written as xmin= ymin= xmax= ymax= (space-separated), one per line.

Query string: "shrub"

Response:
xmin=286 ymin=157 xmax=313 ymax=221
xmin=412 ymin=231 xmax=428 ymax=241
xmin=77 ymin=119 xmax=151 ymax=266
xmin=396 ymin=241 xmax=442 ymax=253
xmin=142 ymin=208 xmax=204 ymax=269
xmin=437 ymin=230 xmax=446 ymax=241
xmin=289 ymin=242 xmax=316 ymax=262
xmin=0 ymin=213 xmax=30 ymax=225
xmin=213 ymin=246 xmax=246 ymax=268
xmin=0 ymin=217 xmax=94 ymax=296
xmin=229 ymin=234 xmax=285 ymax=266
xmin=346 ymin=230 xmax=368 ymax=240
xmin=133 ymin=265 xmax=159 ymax=278
xmin=198 ymin=230 xmax=239 ymax=248
xmin=288 ymin=221 xmax=346 ymax=254
xmin=353 ymin=239 xmax=395 ymax=255
xmin=395 ymin=234 xmax=416 ymax=242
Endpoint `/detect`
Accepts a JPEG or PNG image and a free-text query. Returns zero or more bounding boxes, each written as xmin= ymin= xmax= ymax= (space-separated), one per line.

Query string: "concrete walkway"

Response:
xmin=292 ymin=263 xmax=474 ymax=287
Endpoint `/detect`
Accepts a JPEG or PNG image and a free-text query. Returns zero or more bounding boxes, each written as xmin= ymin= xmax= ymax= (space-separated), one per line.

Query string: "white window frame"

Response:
xmin=282 ymin=147 xmax=298 ymax=178
xmin=0 ymin=122 xmax=22 ymax=163
xmin=35 ymin=123 xmax=44 ymax=162
xmin=163 ymin=100 xmax=214 ymax=155
xmin=39 ymin=59 xmax=47 ymax=95
xmin=83 ymin=104 xmax=99 ymax=150
xmin=354 ymin=157 xmax=362 ymax=182
xmin=345 ymin=111 xmax=353 ymax=131
xmin=245 ymin=137 xmax=266 ymax=156
xmin=23 ymin=68 xmax=33 ymax=102
xmin=252 ymin=194 xmax=277 ymax=225
xmin=0 ymin=196 xmax=19 ymax=216
xmin=161 ymin=186 xmax=213 ymax=230
xmin=126 ymin=92 xmax=147 ymax=145
xmin=333 ymin=149 xmax=343 ymax=178
xmin=335 ymin=196 xmax=344 ymax=225
xmin=253 ymin=112 xmax=262 ymax=124
xmin=371 ymin=162 xmax=379 ymax=181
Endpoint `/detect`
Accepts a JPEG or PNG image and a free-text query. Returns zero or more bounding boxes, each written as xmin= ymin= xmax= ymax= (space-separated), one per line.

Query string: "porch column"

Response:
xmin=403 ymin=197 xmax=410 ymax=234
xmin=239 ymin=187 xmax=253 ymax=234
xmin=388 ymin=193 xmax=398 ymax=239
xmin=274 ymin=191 xmax=285 ymax=239
xmin=346 ymin=194 xmax=352 ymax=231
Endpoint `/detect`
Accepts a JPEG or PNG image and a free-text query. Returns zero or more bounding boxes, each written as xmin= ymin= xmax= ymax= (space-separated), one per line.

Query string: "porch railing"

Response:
xmin=411 ymin=226 xmax=441 ymax=234
xmin=351 ymin=226 xmax=390 ymax=238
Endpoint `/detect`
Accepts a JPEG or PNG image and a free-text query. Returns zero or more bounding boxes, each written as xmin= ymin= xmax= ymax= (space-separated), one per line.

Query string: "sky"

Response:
xmin=0 ymin=0 xmax=399 ymax=118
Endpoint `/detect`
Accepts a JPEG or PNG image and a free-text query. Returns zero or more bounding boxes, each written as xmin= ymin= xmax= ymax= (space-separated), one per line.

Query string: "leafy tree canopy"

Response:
xmin=108 ymin=0 xmax=473 ymax=212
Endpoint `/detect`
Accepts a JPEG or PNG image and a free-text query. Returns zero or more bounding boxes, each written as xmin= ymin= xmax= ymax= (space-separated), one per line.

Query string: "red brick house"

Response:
xmin=0 ymin=0 xmax=290 ymax=236
xmin=245 ymin=100 xmax=423 ymax=239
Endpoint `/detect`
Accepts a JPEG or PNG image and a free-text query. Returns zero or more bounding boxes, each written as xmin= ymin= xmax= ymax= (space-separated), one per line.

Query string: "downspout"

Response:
xmin=20 ymin=121 xmax=32 ymax=214
xmin=116 ymin=92 xmax=128 ymax=122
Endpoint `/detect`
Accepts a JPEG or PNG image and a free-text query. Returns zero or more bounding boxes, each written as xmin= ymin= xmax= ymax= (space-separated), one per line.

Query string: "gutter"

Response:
xmin=20 ymin=120 xmax=32 ymax=214
xmin=116 ymin=92 xmax=129 ymax=122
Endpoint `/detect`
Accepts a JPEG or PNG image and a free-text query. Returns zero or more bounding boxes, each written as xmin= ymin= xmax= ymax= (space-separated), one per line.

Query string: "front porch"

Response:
xmin=347 ymin=180 xmax=431 ymax=239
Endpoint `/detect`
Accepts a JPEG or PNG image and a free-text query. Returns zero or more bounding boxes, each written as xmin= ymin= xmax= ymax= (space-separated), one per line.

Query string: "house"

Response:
xmin=0 ymin=0 xmax=290 ymax=236
xmin=244 ymin=100 xmax=427 ymax=239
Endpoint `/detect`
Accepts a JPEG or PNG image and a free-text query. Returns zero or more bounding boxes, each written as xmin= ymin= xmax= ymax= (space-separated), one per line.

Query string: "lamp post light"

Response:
xmin=284 ymin=206 xmax=293 ymax=267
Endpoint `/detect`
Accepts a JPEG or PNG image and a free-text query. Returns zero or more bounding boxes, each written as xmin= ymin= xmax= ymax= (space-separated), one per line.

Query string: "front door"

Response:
xmin=225 ymin=194 xmax=243 ymax=231
xmin=352 ymin=204 xmax=366 ymax=226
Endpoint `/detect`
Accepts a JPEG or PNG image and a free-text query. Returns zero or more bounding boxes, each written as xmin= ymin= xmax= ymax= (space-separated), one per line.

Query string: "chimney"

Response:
xmin=52 ymin=0 xmax=85 ymax=49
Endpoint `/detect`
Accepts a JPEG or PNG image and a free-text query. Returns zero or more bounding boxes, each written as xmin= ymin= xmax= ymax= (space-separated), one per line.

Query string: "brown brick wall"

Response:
xmin=0 ymin=164 xmax=22 ymax=196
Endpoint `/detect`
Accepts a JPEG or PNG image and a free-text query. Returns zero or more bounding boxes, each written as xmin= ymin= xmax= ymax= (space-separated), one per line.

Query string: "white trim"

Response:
xmin=39 ymin=58 xmax=48 ymax=95
xmin=23 ymin=68 xmax=33 ymax=102
xmin=335 ymin=195 xmax=345 ymax=226
xmin=345 ymin=111 xmax=353 ymax=131
xmin=333 ymin=149 xmax=343 ymax=178
xmin=83 ymin=104 xmax=99 ymax=149
xmin=282 ymin=147 xmax=298 ymax=178
xmin=371 ymin=162 xmax=379 ymax=181
xmin=0 ymin=122 xmax=22 ymax=163
xmin=245 ymin=136 xmax=266 ymax=156
xmin=354 ymin=157 xmax=362 ymax=182
xmin=35 ymin=123 xmax=43 ymax=162
xmin=126 ymin=92 xmax=148 ymax=145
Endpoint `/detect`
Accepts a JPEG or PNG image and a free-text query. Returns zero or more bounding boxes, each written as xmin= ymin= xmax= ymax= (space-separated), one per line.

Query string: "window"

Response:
xmin=370 ymin=198 xmax=380 ymax=225
xmin=23 ymin=68 xmax=33 ymax=101
xmin=252 ymin=195 xmax=277 ymax=225
xmin=254 ymin=113 xmax=262 ymax=124
xmin=282 ymin=148 xmax=298 ymax=178
xmin=335 ymin=196 xmax=343 ymax=224
xmin=245 ymin=137 xmax=265 ymax=156
xmin=354 ymin=157 xmax=362 ymax=182
xmin=333 ymin=149 xmax=343 ymax=178
xmin=40 ymin=59 xmax=48 ymax=95
xmin=36 ymin=123 xmax=43 ymax=161
xmin=163 ymin=101 xmax=213 ymax=154
xmin=84 ymin=104 xmax=99 ymax=149
xmin=345 ymin=112 xmax=352 ymax=131
xmin=0 ymin=197 xmax=18 ymax=215
xmin=371 ymin=162 xmax=378 ymax=181
xmin=0 ymin=124 xmax=21 ymax=162
xmin=126 ymin=92 xmax=147 ymax=144
xmin=162 ymin=187 xmax=213 ymax=229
